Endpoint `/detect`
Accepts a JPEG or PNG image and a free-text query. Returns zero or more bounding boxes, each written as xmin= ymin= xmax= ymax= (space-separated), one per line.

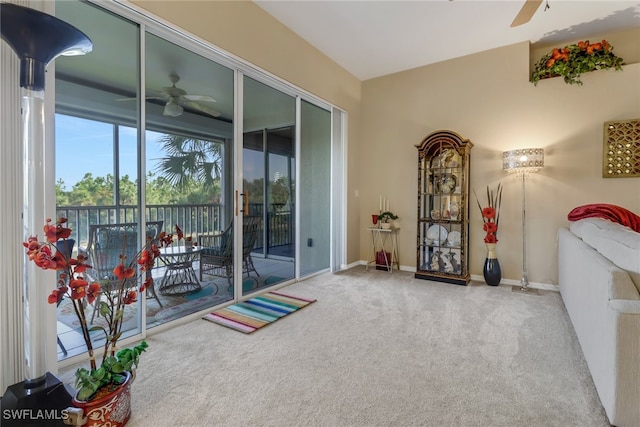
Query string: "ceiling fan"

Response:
xmin=120 ymin=73 xmax=221 ymax=118
xmin=511 ymin=0 xmax=549 ymax=28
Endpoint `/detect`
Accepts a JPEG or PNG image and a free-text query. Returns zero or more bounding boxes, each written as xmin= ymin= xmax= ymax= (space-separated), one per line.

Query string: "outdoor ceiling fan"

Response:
xmin=119 ymin=73 xmax=221 ymax=117
xmin=511 ymin=0 xmax=549 ymax=27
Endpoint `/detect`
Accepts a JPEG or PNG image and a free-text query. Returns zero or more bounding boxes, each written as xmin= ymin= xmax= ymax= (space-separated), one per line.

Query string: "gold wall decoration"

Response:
xmin=603 ymin=119 xmax=640 ymax=178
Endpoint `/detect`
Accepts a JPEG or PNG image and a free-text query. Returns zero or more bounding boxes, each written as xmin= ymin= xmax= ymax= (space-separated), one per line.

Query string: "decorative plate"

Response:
xmin=427 ymin=225 xmax=448 ymax=242
xmin=435 ymin=174 xmax=457 ymax=194
xmin=447 ymin=231 xmax=461 ymax=246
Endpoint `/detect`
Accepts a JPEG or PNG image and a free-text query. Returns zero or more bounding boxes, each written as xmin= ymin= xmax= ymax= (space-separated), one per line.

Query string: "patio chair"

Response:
xmin=198 ymin=216 xmax=261 ymax=285
xmin=83 ymin=221 xmax=164 ymax=323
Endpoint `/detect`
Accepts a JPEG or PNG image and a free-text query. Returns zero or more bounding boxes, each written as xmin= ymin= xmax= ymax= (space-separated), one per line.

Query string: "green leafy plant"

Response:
xmin=75 ymin=341 xmax=148 ymax=401
xmin=378 ymin=211 xmax=399 ymax=223
xmin=531 ymin=39 xmax=624 ymax=86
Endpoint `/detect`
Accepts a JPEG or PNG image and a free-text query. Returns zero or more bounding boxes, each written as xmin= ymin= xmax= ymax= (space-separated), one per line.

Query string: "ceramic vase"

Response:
xmin=483 ymin=242 xmax=501 ymax=286
xmin=72 ymin=371 xmax=132 ymax=427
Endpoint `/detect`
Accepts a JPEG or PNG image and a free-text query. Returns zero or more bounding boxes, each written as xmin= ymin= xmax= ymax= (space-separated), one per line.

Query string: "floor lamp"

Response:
xmin=1 ymin=3 xmax=92 ymax=425
xmin=502 ymin=148 xmax=544 ymax=295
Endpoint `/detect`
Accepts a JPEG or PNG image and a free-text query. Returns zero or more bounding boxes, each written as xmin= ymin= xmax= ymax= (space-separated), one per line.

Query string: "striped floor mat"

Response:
xmin=203 ymin=291 xmax=316 ymax=333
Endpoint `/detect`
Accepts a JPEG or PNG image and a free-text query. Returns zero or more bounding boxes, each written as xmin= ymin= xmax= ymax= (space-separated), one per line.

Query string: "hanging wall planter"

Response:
xmin=531 ymin=39 xmax=624 ymax=86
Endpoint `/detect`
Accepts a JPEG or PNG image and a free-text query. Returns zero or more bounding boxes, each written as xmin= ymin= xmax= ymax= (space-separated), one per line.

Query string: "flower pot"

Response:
xmin=71 ymin=371 xmax=132 ymax=427
xmin=380 ymin=222 xmax=391 ymax=229
xmin=483 ymin=242 xmax=501 ymax=286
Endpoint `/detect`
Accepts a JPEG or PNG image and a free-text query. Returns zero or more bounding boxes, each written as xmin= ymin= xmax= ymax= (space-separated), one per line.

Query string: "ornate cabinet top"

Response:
xmin=415 ymin=130 xmax=473 ymax=159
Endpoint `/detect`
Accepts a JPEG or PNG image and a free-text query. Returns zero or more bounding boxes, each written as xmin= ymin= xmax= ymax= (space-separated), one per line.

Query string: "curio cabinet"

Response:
xmin=416 ymin=130 xmax=472 ymax=285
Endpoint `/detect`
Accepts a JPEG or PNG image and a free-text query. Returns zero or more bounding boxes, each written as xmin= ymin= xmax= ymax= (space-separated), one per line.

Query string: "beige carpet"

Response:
xmin=61 ymin=266 xmax=609 ymax=426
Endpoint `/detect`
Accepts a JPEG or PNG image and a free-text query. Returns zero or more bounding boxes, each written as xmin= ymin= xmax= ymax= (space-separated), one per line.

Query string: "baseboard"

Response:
xmin=470 ymin=274 xmax=559 ymax=292
xmin=351 ymin=260 xmax=558 ymax=291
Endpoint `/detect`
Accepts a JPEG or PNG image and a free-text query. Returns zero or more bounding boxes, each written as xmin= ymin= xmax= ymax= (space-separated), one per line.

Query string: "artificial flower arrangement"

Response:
xmin=474 ymin=183 xmax=503 ymax=243
xmin=24 ymin=218 xmax=184 ymax=401
xmin=531 ymin=39 xmax=624 ymax=86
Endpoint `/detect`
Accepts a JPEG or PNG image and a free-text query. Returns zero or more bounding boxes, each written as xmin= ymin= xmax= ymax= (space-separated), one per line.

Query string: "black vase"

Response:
xmin=483 ymin=243 xmax=501 ymax=286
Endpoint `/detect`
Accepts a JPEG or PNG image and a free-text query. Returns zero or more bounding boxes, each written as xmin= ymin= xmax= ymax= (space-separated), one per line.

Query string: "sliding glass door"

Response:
xmin=143 ymin=32 xmax=235 ymax=326
xmin=242 ymin=77 xmax=296 ymax=293
xmin=52 ymin=0 xmax=340 ymax=363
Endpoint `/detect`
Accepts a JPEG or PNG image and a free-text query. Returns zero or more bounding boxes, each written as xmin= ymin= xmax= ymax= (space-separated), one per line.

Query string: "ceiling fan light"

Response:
xmin=163 ymin=99 xmax=183 ymax=117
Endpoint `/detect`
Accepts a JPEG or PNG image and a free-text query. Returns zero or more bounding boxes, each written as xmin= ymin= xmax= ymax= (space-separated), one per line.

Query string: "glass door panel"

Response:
xmin=54 ymin=0 xmax=141 ymax=361
xmin=243 ymin=77 xmax=295 ymax=293
xmin=143 ymin=33 xmax=234 ymax=326
xmin=299 ymin=100 xmax=331 ymax=276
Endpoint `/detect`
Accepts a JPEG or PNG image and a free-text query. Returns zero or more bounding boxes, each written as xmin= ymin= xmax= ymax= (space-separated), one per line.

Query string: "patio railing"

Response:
xmin=56 ymin=203 xmax=293 ymax=255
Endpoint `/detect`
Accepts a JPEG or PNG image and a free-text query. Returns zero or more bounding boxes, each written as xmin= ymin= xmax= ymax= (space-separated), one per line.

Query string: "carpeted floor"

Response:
xmin=60 ymin=266 xmax=609 ymax=426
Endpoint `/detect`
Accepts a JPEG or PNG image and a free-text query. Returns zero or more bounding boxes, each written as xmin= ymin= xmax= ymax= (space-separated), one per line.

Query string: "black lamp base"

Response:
xmin=1 ymin=372 xmax=74 ymax=426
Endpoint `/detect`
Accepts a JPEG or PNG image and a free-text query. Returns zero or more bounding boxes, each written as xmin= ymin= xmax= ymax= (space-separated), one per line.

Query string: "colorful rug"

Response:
xmin=203 ymin=291 xmax=316 ymax=333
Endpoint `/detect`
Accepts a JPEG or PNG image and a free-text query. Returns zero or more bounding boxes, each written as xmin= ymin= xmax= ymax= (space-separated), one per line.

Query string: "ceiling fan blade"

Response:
xmin=181 ymin=100 xmax=221 ymax=117
xmin=182 ymin=94 xmax=216 ymax=103
xmin=511 ymin=0 xmax=543 ymax=27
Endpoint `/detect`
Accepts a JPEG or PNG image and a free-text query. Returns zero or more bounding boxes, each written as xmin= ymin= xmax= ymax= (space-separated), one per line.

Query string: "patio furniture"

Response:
xmin=83 ymin=221 xmax=164 ymax=323
xmin=198 ymin=216 xmax=261 ymax=285
xmin=157 ymin=245 xmax=206 ymax=296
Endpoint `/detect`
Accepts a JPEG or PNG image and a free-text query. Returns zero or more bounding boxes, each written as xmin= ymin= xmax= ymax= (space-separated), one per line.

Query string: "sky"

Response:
xmin=55 ymin=114 xmax=165 ymax=188
xmin=55 ymin=114 xmax=282 ymax=189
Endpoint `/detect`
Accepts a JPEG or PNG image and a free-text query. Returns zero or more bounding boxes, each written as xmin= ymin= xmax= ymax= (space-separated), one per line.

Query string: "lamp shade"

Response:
xmin=503 ymin=148 xmax=544 ymax=174
xmin=0 ymin=2 xmax=92 ymax=91
xmin=164 ymin=98 xmax=184 ymax=116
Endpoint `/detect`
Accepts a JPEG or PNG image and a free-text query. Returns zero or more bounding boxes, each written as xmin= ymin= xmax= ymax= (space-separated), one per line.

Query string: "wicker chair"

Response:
xmin=83 ymin=221 xmax=164 ymax=323
xmin=198 ymin=216 xmax=261 ymax=285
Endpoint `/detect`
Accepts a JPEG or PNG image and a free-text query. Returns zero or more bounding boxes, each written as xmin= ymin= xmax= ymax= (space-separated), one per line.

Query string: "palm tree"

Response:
xmin=154 ymin=134 xmax=223 ymax=190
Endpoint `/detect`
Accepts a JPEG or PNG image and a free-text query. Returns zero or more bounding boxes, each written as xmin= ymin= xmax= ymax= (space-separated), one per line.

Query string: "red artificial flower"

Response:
xmin=69 ymin=278 xmax=88 ymax=300
xmin=32 ymin=246 xmax=57 ymax=270
xmin=123 ymin=291 xmax=137 ymax=305
xmin=69 ymin=253 xmax=92 ymax=273
xmin=43 ymin=218 xmax=72 ymax=243
xmin=483 ymin=222 xmax=498 ymax=234
xmin=484 ymin=233 xmax=498 ymax=244
xmin=113 ymin=264 xmax=135 ymax=280
xmin=140 ymin=277 xmax=154 ymax=293
xmin=51 ymin=253 xmax=67 ymax=271
xmin=86 ymin=283 xmax=101 ymax=305
xmin=137 ymin=249 xmax=154 ymax=271
xmin=482 ymin=207 xmax=496 ymax=219
xmin=47 ymin=286 xmax=68 ymax=305
xmin=176 ymin=224 xmax=184 ymax=241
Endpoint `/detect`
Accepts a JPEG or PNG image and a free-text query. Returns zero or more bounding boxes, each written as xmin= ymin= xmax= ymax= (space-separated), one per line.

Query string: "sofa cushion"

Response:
xmin=570 ymin=218 xmax=640 ymax=291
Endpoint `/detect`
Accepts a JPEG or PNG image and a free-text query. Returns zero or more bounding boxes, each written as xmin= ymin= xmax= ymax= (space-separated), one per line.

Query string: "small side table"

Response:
xmin=366 ymin=227 xmax=400 ymax=273
xmin=158 ymin=245 xmax=204 ymax=296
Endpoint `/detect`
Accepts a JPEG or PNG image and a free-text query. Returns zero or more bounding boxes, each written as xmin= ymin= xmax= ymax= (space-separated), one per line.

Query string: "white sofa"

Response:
xmin=558 ymin=218 xmax=640 ymax=427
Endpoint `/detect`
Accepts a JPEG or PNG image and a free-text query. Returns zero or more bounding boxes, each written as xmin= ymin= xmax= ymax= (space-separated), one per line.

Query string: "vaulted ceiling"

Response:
xmin=255 ymin=0 xmax=640 ymax=80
